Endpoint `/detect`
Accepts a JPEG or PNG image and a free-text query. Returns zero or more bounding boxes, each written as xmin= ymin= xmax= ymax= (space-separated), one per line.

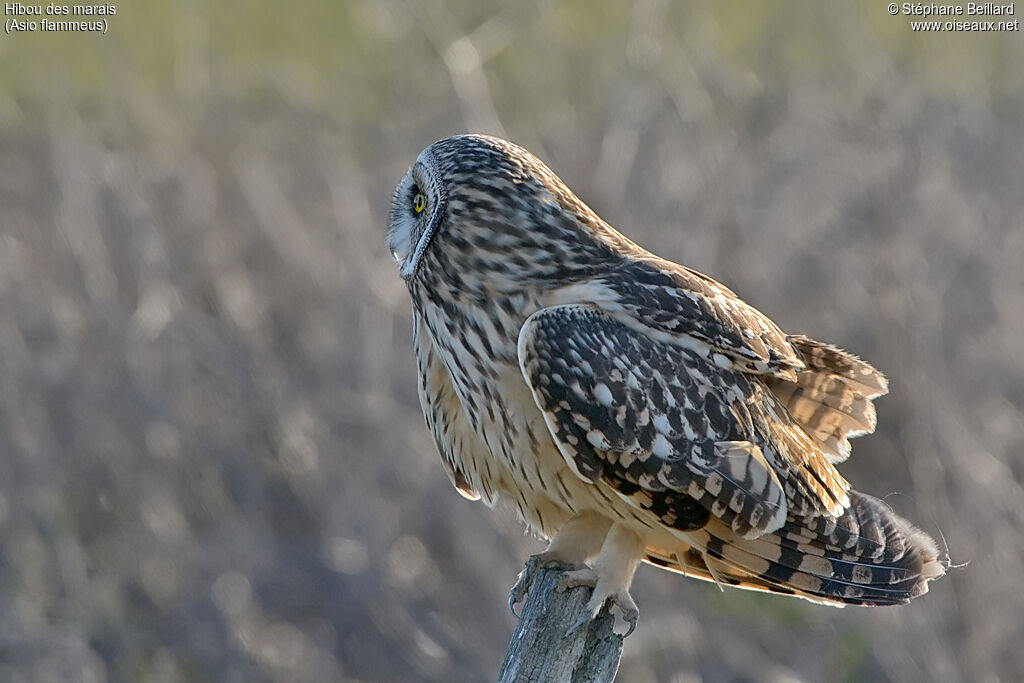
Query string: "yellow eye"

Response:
xmin=413 ymin=193 xmax=426 ymax=214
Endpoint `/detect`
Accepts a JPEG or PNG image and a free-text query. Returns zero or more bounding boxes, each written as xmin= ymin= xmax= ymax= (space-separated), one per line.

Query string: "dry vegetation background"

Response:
xmin=1 ymin=2 xmax=1023 ymax=681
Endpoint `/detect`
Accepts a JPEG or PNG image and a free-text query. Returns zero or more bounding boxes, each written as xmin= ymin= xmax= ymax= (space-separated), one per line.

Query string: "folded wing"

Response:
xmin=517 ymin=303 xmax=850 ymax=539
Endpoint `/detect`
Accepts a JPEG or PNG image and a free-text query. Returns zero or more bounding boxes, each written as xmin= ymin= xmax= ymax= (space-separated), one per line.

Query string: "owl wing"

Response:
xmin=517 ymin=303 xmax=850 ymax=539
xmin=518 ymin=303 xmax=944 ymax=605
xmin=573 ymin=258 xmax=889 ymax=464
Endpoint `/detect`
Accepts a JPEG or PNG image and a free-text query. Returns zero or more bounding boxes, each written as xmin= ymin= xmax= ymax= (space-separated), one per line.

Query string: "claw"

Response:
xmin=508 ymin=562 xmax=534 ymax=618
xmin=567 ymin=611 xmax=591 ymax=635
xmin=509 ymin=552 xmax=580 ymax=617
xmin=558 ymin=566 xmax=639 ymax=637
xmin=616 ymin=596 xmax=639 ymax=637
xmin=508 ymin=593 xmax=521 ymax=618
xmin=510 ymin=553 xmax=639 ymax=637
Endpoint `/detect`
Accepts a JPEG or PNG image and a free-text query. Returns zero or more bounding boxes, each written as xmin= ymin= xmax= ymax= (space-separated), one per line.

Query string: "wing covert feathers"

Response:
xmin=556 ymin=258 xmax=807 ymax=380
xmin=517 ymin=304 xmax=846 ymax=539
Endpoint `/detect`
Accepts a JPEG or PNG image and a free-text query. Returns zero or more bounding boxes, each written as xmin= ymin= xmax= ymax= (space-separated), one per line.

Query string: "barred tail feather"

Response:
xmin=648 ymin=491 xmax=945 ymax=606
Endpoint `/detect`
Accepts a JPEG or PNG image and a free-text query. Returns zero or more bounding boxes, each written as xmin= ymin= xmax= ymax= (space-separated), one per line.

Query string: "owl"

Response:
xmin=387 ymin=134 xmax=944 ymax=632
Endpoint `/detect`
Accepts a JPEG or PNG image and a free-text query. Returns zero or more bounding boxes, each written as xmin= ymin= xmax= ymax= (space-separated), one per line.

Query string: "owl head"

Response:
xmin=388 ymin=135 xmax=625 ymax=291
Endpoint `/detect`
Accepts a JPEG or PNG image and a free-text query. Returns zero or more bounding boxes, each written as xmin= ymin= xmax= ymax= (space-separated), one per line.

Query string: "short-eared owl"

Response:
xmin=388 ymin=134 xmax=944 ymax=631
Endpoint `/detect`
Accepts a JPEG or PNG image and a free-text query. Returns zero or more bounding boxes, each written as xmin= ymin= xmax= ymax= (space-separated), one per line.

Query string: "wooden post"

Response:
xmin=498 ymin=565 xmax=625 ymax=683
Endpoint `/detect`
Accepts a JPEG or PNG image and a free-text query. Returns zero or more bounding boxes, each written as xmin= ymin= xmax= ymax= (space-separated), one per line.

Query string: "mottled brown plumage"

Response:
xmin=388 ymin=134 xmax=944 ymax=629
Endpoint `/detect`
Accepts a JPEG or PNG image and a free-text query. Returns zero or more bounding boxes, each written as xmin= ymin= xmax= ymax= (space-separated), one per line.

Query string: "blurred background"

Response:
xmin=1 ymin=1 xmax=1023 ymax=681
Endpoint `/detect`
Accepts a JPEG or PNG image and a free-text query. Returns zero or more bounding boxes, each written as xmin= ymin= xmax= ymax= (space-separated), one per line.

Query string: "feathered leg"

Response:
xmin=557 ymin=522 xmax=646 ymax=635
xmin=509 ymin=512 xmax=610 ymax=614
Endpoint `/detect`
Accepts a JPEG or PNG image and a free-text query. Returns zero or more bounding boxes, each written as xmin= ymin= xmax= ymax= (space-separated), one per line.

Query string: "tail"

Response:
xmin=648 ymin=490 xmax=946 ymax=606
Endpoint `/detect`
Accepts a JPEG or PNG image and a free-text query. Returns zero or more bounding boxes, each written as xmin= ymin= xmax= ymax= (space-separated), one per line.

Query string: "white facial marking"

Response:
xmin=390 ymin=149 xmax=443 ymax=281
xmin=388 ymin=174 xmax=419 ymax=273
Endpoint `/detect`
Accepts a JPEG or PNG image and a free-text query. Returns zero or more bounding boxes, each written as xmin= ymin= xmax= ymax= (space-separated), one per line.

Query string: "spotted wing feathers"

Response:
xmin=593 ymin=259 xmax=806 ymax=380
xmin=519 ymin=303 xmax=801 ymax=539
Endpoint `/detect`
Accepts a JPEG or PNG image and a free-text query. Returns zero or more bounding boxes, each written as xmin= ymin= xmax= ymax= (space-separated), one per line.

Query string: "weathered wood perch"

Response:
xmin=498 ymin=565 xmax=625 ymax=682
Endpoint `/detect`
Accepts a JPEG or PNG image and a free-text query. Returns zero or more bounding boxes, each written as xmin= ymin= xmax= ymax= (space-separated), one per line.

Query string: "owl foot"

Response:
xmin=558 ymin=567 xmax=640 ymax=637
xmin=508 ymin=552 xmax=585 ymax=617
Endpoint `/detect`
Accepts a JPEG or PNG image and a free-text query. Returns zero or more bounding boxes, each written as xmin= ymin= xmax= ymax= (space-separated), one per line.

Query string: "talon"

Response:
xmin=508 ymin=593 xmax=521 ymax=618
xmin=509 ymin=552 xmax=580 ymax=617
xmin=579 ymin=584 xmax=640 ymax=638
xmin=562 ymin=570 xmax=599 ymax=636
xmin=618 ymin=596 xmax=639 ymax=637
xmin=508 ymin=564 xmax=534 ymax=617
xmin=554 ymin=566 xmax=640 ymax=637
xmin=567 ymin=611 xmax=590 ymax=635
